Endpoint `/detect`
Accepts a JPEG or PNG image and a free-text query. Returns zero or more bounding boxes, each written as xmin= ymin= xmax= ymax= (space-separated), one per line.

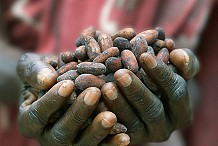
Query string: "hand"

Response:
xmin=170 ymin=48 xmax=200 ymax=80
xmin=101 ymin=50 xmax=199 ymax=144
xmin=17 ymin=53 xmax=130 ymax=146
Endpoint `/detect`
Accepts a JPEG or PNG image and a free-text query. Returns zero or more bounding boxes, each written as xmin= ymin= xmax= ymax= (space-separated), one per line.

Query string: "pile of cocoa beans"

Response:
xmin=50 ymin=26 xmax=177 ymax=97
xmin=40 ymin=26 xmax=184 ymax=134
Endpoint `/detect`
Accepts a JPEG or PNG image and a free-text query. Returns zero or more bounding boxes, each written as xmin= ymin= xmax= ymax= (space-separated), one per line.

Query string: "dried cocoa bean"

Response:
xmin=105 ymin=57 xmax=123 ymax=73
xmin=77 ymin=62 xmax=106 ymax=75
xmin=75 ymin=74 xmax=106 ymax=90
xmin=98 ymin=33 xmax=113 ymax=52
xmin=85 ymin=36 xmax=101 ymax=60
xmin=111 ymin=27 xmax=136 ymax=40
xmin=93 ymin=47 xmax=119 ymax=63
xmin=113 ymin=37 xmax=132 ymax=52
xmin=121 ymin=50 xmax=139 ymax=73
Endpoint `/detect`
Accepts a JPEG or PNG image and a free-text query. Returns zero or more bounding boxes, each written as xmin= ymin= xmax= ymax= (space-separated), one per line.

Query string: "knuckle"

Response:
xmin=28 ymin=105 xmax=47 ymax=127
xmin=128 ymin=85 xmax=146 ymax=103
xmin=72 ymin=109 xmax=87 ymax=125
xmin=128 ymin=118 xmax=146 ymax=134
xmin=49 ymin=124 xmax=74 ymax=145
xmin=170 ymin=75 xmax=188 ymax=101
xmin=144 ymin=99 xmax=164 ymax=124
xmin=149 ymin=130 xmax=171 ymax=142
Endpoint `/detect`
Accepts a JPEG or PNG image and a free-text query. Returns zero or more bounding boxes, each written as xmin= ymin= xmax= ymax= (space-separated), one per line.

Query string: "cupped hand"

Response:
xmin=17 ymin=53 xmax=130 ymax=146
xmin=101 ymin=51 xmax=198 ymax=144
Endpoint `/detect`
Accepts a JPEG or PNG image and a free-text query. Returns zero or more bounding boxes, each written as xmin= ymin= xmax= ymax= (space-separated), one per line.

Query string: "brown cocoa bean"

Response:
xmin=109 ymin=122 xmax=127 ymax=135
xmin=152 ymin=39 xmax=165 ymax=53
xmin=155 ymin=27 xmax=165 ymax=40
xmin=132 ymin=35 xmax=148 ymax=62
xmin=57 ymin=70 xmax=79 ymax=82
xmin=77 ymin=62 xmax=106 ymax=75
xmin=57 ymin=53 xmax=65 ymax=68
xmin=113 ymin=37 xmax=132 ymax=52
xmin=75 ymin=36 xmax=85 ymax=47
xmin=105 ymin=57 xmax=123 ymax=73
xmin=130 ymin=29 xmax=158 ymax=45
xmin=57 ymin=62 xmax=78 ymax=75
xmin=75 ymin=74 xmax=106 ymax=90
xmin=74 ymin=45 xmax=89 ymax=61
xmin=156 ymin=48 xmax=169 ymax=64
xmin=81 ymin=26 xmax=96 ymax=38
xmin=165 ymin=38 xmax=175 ymax=52
xmin=93 ymin=47 xmax=119 ymax=63
xmin=98 ymin=33 xmax=113 ymax=52
xmin=94 ymin=30 xmax=102 ymax=41
xmin=111 ymin=27 xmax=136 ymax=40
xmin=61 ymin=51 xmax=77 ymax=63
xmin=121 ymin=50 xmax=139 ymax=73
xmin=85 ymin=36 xmax=101 ymax=60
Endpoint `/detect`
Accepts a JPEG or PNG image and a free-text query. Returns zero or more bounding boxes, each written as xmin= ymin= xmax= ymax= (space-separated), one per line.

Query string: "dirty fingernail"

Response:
xmin=105 ymin=87 xmax=118 ymax=100
xmin=143 ymin=54 xmax=157 ymax=69
xmin=116 ymin=73 xmax=132 ymax=87
xmin=84 ymin=91 xmax=99 ymax=106
xmin=37 ymin=68 xmax=53 ymax=83
xmin=101 ymin=112 xmax=117 ymax=128
xmin=181 ymin=49 xmax=190 ymax=65
xmin=58 ymin=80 xmax=74 ymax=97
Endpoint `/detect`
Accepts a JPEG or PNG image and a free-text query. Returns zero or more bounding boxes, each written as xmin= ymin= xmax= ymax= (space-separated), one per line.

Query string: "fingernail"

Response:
xmin=144 ymin=54 xmax=157 ymax=69
xmin=58 ymin=81 xmax=74 ymax=97
xmin=84 ymin=92 xmax=99 ymax=106
xmin=37 ymin=68 xmax=53 ymax=84
xmin=116 ymin=73 xmax=132 ymax=87
xmin=116 ymin=133 xmax=130 ymax=145
xmin=181 ymin=49 xmax=189 ymax=65
xmin=101 ymin=112 xmax=117 ymax=128
xmin=105 ymin=88 xmax=118 ymax=100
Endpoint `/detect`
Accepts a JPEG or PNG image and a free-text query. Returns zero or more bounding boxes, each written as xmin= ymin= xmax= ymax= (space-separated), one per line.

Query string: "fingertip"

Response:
xmin=57 ymin=80 xmax=75 ymax=97
xmin=37 ymin=67 xmax=58 ymax=90
xmin=170 ymin=48 xmax=200 ymax=79
xmin=140 ymin=53 xmax=157 ymax=69
xmin=170 ymin=49 xmax=190 ymax=69
xmin=114 ymin=69 xmax=132 ymax=87
xmin=111 ymin=133 xmax=131 ymax=146
xmin=100 ymin=111 xmax=117 ymax=128
xmin=102 ymin=82 xmax=118 ymax=100
xmin=84 ymin=87 xmax=101 ymax=106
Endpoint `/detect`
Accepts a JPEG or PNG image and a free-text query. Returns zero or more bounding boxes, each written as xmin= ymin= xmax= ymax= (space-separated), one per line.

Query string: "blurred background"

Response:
xmin=0 ymin=0 xmax=217 ymax=146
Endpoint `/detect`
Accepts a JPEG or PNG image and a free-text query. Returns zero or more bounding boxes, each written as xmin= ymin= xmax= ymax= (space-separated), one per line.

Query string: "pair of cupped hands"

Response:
xmin=16 ymin=48 xmax=199 ymax=146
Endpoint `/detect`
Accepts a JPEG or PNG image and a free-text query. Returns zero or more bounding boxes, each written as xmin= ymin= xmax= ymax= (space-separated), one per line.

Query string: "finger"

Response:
xmin=114 ymin=69 xmax=170 ymax=141
xmin=43 ymin=87 xmax=101 ymax=145
xmin=140 ymin=53 xmax=192 ymax=130
xmin=17 ymin=53 xmax=58 ymax=90
xmin=99 ymin=133 xmax=130 ymax=146
xmin=102 ymin=82 xmax=147 ymax=143
xmin=75 ymin=111 xmax=117 ymax=146
xmin=170 ymin=48 xmax=200 ymax=80
xmin=18 ymin=80 xmax=74 ymax=138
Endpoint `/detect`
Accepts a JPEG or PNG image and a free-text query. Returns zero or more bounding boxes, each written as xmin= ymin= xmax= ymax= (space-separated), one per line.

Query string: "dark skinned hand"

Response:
xmin=17 ymin=53 xmax=130 ymax=146
xmin=101 ymin=48 xmax=199 ymax=144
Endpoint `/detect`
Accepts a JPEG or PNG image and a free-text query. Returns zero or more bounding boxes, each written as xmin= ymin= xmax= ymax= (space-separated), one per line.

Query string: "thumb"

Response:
xmin=170 ymin=48 xmax=200 ymax=80
xmin=17 ymin=53 xmax=58 ymax=90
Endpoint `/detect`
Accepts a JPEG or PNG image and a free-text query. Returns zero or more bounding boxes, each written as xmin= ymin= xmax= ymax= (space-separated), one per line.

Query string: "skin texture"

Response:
xmin=102 ymin=50 xmax=199 ymax=144
xmin=17 ymin=53 xmax=130 ymax=146
xmin=17 ymin=48 xmax=199 ymax=145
